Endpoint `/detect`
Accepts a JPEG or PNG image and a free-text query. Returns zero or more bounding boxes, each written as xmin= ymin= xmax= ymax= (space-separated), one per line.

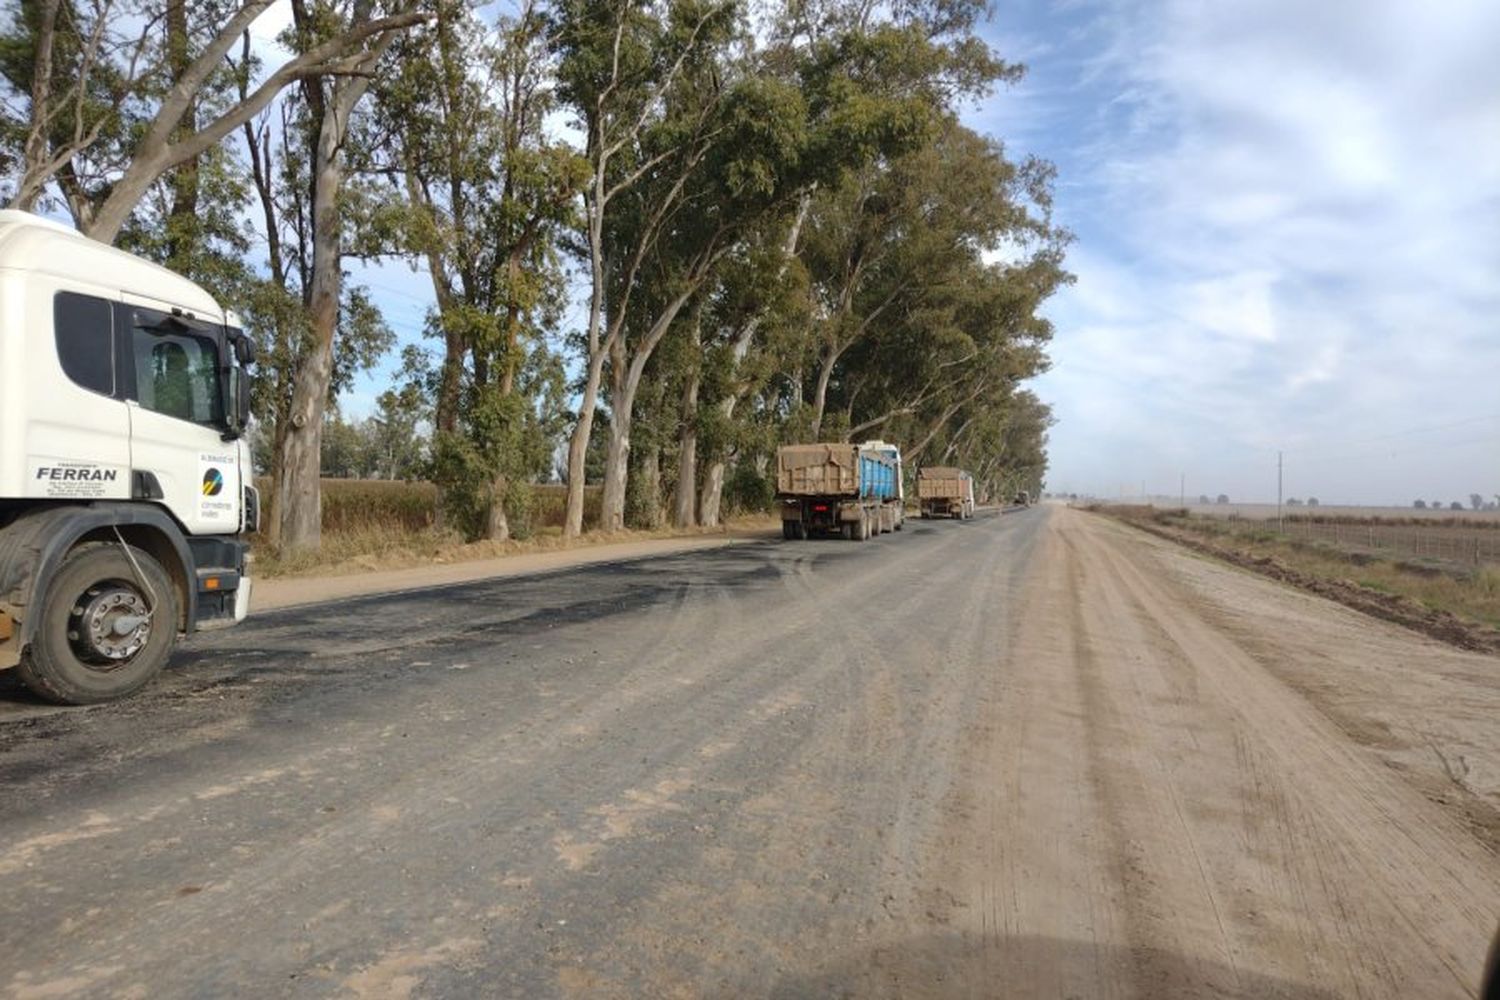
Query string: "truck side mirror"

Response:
xmin=220 ymin=366 xmax=254 ymax=440
xmin=237 ymin=370 xmax=253 ymax=429
xmin=233 ymin=334 xmax=257 ymax=367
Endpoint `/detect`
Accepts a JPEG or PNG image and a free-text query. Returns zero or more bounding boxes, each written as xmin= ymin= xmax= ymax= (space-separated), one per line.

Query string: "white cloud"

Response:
xmin=973 ymin=0 xmax=1500 ymax=503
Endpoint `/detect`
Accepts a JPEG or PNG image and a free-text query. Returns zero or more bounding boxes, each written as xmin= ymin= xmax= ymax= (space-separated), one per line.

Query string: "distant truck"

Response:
xmin=1013 ymin=490 xmax=1031 ymax=507
xmin=917 ymin=466 xmax=975 ymax=519
xmin=776 ymin=441 xmax=904 ymax=540
xmin=0 ymin=211 xmax=258 ymax=704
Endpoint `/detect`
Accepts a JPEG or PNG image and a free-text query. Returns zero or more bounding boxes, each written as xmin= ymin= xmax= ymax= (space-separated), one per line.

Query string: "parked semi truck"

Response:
xmin=0 ymin=211 xmax=258 ymax=704
xmin=917 ymin=466 xmax=975 ymax=519
xmin=776 ymin=441 xmax=904 ymax=540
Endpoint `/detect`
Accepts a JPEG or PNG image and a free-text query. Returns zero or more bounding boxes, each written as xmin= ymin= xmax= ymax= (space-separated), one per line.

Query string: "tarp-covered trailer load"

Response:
xmin=776 ymin=443 xmax=904 ymax=541
xmin=917 ymin=466 xmax=975 ymax=519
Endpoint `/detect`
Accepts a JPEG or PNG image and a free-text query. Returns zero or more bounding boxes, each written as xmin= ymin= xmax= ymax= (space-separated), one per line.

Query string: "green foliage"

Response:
xmin=504 ymin=479 xmax=538 ymax=541
xmin=723 ymin=463 xmax=774 ymax=514
xmin=427 ymin=430 xmax=495 ymax=540
xmin=0 ymin=0 xmax=1067 ymax=545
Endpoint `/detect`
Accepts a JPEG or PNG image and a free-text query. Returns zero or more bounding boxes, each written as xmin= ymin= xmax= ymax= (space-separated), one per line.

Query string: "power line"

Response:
xmin=1285 ymin=413 xmax=1500 ymax=460
xmin=1284 ymin=433 xmax=1500 ymax=469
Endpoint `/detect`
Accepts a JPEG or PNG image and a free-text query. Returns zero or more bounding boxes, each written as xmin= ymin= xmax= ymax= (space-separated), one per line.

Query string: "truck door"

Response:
xmin=119 ymin=294 xmax=242 ymax=535
xmin=20 ymin=288 xmax=133 ymax=500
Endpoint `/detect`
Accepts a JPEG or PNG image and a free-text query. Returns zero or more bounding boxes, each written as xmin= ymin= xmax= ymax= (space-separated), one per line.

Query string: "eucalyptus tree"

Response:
xmin=0 ymin=0 xmax=428 ymax=240
xmin=230 ymin=87 xmax=396 ymax=546
xmin=799 ymin=120 xmax=1032 ymax=439
xmin=684 ymin=0 xmax=1018 ymax=522
xmin=273 ymin=0 xmax=425 ymax=551
xmin=593 ymin=68 xmax=828 ymax=532
xmin=551 ymin=0 xmax=747 ymax=535
xmin=836 ymin=217 xmax=1067 ymax=457
xmin=367 ymin=0 xmax=580 ymax=539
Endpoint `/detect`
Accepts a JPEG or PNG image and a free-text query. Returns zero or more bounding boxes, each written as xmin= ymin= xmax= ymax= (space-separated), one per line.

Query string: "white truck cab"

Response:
xmin=0 ymin=210 xmax=257 ymax=703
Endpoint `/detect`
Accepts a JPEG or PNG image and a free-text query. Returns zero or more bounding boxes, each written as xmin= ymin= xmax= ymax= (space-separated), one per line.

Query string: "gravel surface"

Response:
xmin=0 ymin=506 xmax=1495 ymax=998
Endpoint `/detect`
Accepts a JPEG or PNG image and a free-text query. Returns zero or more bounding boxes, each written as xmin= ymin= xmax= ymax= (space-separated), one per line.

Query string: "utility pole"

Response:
xmin=1180 ymin=472 xmax=1185 ymax=509
xmin=1277 ymin=450 xmax=1283 ymax=533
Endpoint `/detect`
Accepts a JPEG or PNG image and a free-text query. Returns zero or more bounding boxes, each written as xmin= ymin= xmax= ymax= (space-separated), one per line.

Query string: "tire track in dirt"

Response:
xmin=874 ymin=507 xmax=1497 ymax=999
xmin=1077 ymin=509 xmax=1499 ymax=997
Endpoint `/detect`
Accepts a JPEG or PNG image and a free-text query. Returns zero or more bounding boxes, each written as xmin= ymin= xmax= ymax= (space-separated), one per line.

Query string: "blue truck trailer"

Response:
xmin=775 ymin=441 xmax=905 ymax=540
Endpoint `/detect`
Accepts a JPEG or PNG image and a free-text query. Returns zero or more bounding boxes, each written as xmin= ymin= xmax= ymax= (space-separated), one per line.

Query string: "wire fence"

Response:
xmin=1279 ymin=519 xmax=1500 ymax=569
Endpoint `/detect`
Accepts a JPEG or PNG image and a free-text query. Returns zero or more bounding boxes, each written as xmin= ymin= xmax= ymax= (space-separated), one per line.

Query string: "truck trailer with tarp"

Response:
xmin=775 ymin=442 xmax=905 ymax=541
xmin=917 ymin=466 xmax=975 ymax=519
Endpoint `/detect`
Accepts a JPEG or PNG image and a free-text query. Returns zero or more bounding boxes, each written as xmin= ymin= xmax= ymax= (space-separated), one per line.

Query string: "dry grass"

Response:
xmin=250 ymin=477 xmax=774 ymax=579
xmin=1179 ymin=501 xmax=1500 ymax=524
xmin=1104 ymin=506 xmax=1500 ymax=630
xmin=255 ymin=517 xmax=777 ymax=580
xmin=254 ymin=479 xmax=604 ymax=536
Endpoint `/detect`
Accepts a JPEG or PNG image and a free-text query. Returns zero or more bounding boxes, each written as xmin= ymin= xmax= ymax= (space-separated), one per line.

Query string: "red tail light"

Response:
xmin=813 ymin=504 xmax=829 ymax=512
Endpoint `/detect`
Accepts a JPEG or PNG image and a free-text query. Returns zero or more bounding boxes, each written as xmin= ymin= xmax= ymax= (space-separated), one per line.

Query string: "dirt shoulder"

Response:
xmin=1092 ymin=506 xmax=1500 ymax=655
xmin=912 ymin=507 xmax=1500 ymax=997
xmin=252 ymin=524 xmax=778 ymax=612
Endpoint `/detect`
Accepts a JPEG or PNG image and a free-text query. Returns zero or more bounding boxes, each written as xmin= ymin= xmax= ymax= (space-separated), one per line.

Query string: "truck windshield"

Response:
xmin=129 ymin=309 xmax=225 ymax=429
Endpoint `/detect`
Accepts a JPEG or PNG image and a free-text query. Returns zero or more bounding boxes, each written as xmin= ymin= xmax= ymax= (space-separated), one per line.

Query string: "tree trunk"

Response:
xmin=699 ymin=459 xmax=726 ymax=528
xmin=600 ymin=422 xmax=631 ymax=532
xmin=564 ymin=163 xmax=610 ymax=539
xmin=563 ymin=347 xmax=606 ymax=537
xmin=698 ymin=394 xmax=738 ymax=528
xmin=675 ymin=423 xmax=698 ymax=528
xmin=274 ymin=58 xmax=375 ymax=550
xmin=12 ymin=0 xmax=59 ymax=212
xmin=696 ymin=195 xmax=810 ymax=528
xmin=674 ymin=319 xmax=700 ymax=528
xmin=598 ymin=281 xmax=704 ymax=532
xmin=487 ymin=471 xmax=510 ymax=542
xmin=163 ymin=1 xmax=199 ymax=267
xmin=903 ymin=385 xmax=985 ymax=467
xmin=82 ymin=5 xmax=426 ymax=244
xmin=809 ymin=344 xmax=838 ymax=440
xmin=599 ymin=337 xmax=632 ymax=532
xmin=632 ymin=443 xmax=663 ymax=530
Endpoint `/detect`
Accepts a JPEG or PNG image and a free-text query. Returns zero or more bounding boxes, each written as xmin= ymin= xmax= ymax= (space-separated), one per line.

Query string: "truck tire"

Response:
xmin=782 ymin=520 xmax=795 ymax=540
xmin=842 ymin=521 xmax=856 ymax=541
xmin=15 ymin=542 xmax=180 ymax=705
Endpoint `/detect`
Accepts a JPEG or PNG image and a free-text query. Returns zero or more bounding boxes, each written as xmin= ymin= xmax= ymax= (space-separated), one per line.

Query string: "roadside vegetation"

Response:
xmin=1095 ymin=505 xmax=1500 ymax=652
xmin=250 ymin=479 xmax=780 ymax=577
xmin=1 ymin=0 xmax=1065 ymax=557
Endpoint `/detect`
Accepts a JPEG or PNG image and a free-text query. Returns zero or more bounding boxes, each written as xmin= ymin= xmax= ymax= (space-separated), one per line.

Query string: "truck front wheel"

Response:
xmin=17 ymin=542 xmax=180 ymax=705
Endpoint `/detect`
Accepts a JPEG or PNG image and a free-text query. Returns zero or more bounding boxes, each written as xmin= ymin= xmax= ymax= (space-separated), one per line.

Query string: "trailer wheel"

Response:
xmin=16 ymin=542 xmax=179 ymax=705
xmin=782 ymin=520 xmax=795 ymax=540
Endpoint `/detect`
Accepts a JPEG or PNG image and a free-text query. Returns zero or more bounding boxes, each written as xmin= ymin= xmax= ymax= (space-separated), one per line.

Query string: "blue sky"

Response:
xmin=961 ymin=0 xmax=1500 ymax=504
xmin=340 ymin=0 xmax=1500 ymax=506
